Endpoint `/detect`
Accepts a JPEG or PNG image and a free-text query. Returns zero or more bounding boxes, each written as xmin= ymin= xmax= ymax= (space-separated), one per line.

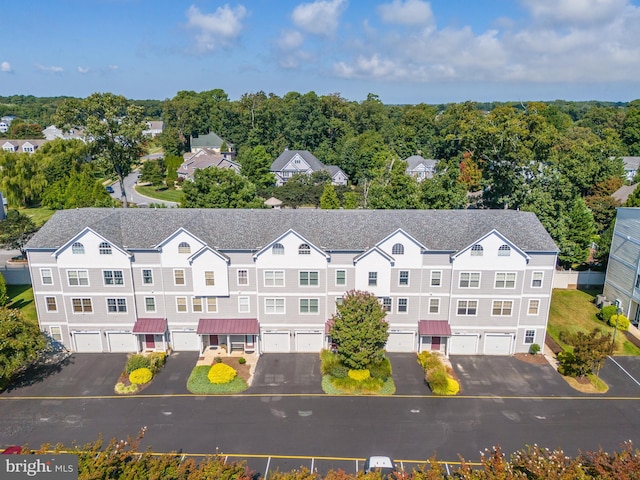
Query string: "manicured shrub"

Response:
xmin=608 ymin=314 xmax=630 ymax=331
xmin=417 ymin=351 xmax=442 ymax=371
xmin=320 ymin=349 xmax=341 ymax=375
xmin=368 ymin=357 xmax=392 ymax=379
xmin=599 ymin=305 xmax=618 ymax=323
xmin=347 ymin=369 xmax=370 ymax=381
xmin=147 ymin=352 xmax=166 ymax=374
xmin=129 ymin=367 xmax=153 ymax=385
xmin=427 ymin=368 xmax=449 ymax=394
xmin=115 ymin=382 xmax=138 ymax=394
xmin=208 ymin=363 xmax=237 ymax=384
xmin=330 ymin=364 xmax=349 ymax=379
xmin=214 ymin=356 xmax=223 ymax=364
xmin=332 ymin=375 xmax=384 ymax=393
xmin=557 ymin=351 xmax=576 ymax=376
xmin=126 ymin=354 xmax=151 ymax=374
xmin=445 ymin=377 xmax=460 ymax=395
xmin=238 ymin=357 xmax=246 ymax=365
xmin=529 ymin=343 xmax=541 ymax=355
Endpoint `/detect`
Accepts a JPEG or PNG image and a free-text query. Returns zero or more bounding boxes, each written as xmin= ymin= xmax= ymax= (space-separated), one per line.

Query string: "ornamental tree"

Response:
xmin=329 ymin=290 xmax=389 ymax=370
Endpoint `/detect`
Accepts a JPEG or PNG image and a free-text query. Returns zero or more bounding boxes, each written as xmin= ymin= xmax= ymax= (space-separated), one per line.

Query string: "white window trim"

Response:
xmin=67 ymin=269 xmax=89 ymax=287
xmin=49 ymin=326 xmax=63 ymax=342
xmin=397 ymin=297 xmax=409 ymax=313
xmin=299 ymin=270 xmax=319 ymax=287
xmin=264 ymin=270 xmax=285 ymax=287
xmin=237 ymin=269 xmax=249 ymax=286
xmin=103 ymin=269 xmax=124 ymax=286
xmin=206 ymin=297 xmax=218 ymax=313
xmin=459 ymin=272 xmax=480 ymax=288
xmin=456 ymin=299 xmax=478 ymax=316
xmin=335 ymin=269 xmax=347 ymax=286
xmin=430 ymin=270 xmax=442 ymax=287
xmin=142 ymin=269 xmax=154 ymax=286
xmin=106 ymin=297 xmax=127 ymax=314
xmin=531 ymin=271 xmax=544 ymax=288
xmin=40 ymin=268 xmax=53 ymax=285
xmin=299 ymin=298 xmax=319 ymax=314
xmin=144 ymin=296 xmax=156 ymax=313
xmin=429 ymin=298 xmax=440 ymax=314
xmin=265 ymin=297 xmax=285 ymax=314
xmin=71 ymin=297 xmax=93 ymax=314
xmin=398 ymin=270 xmax=410 ymax=287
xmin=491 ymin=300 xmax=513 ymax=316
xmin=174 ymin=269 xmax=186 ymax=286
xmin=176 ymin=296 xmax=188 ymax=313
xmin=238 ymin=296 xmax=250 ymax=313
xmin=495 ymin=272 xmax=517 ymax=289
xmin=368 ymin=272 xmax=378 ymax=286
xmin=524 ymin=329 xmax=536 ymax=344
xmin=192 ymin=297 xmax=204 ymax=313
xmin=528 ymin=299 xmax=540 ymax=315
xmin=45 ymin=296 xmax=58 ymax=312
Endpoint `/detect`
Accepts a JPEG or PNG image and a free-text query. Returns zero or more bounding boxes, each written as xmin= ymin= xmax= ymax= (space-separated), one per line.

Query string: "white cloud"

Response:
xmin=1 ymin=61 xmax=12 ymax=73
xmin=291 ymin=0 xmax=347 ymax=36
xmin=108 ymin=65 xmax=119 ymax=71
xmin=276 ymin=30 xmax=312 ymax=69
xmin=77 ymin=66 xmax=90 ymax=74
xmin=277 ymin=30 xmax=305 ymax=50
xmin=521 ymin=0 xmax=628 ymax=26
xmin=377 ymin=0 xmax=434 ymax=26
xmin=185 ymin=4 xmax=247 ymax=52
xmin=35 ymin=64 xmax=63 ymax=74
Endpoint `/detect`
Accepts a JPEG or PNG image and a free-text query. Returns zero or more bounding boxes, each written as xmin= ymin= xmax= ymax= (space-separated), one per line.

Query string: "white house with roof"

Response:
xmin=622 ymin=157 xmax=640 ymax=182
xmin=405 ymin=155 xmax=438 ymax=181
xmin=178 ymin=149 xmax=241 ymax=180
xmin=26 ymin=208 xmax=557 ymax=356
xmin=270 ymin=149 xmax=348 ymax=186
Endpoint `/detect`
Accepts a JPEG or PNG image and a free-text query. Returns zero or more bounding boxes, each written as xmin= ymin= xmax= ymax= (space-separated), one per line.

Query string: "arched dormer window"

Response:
xmin=498 ymin=245 xmax=511 ymax=256
xmin=392 ymin=243 xmax=404 ymax=255
xmin=72 ymin=242 xmax=85 ymax=254
xmin=99 ymin=242 xmax=112 ymax=255
xmin=272 ymin=243 xmax=284 ymax=255
xmin=178 ymin=242 xmax=191 ymax=254
xmin=470 ymin=244 xmax=483 ymax=256
xmin=298 ymin=243 xmax=311 ymax=255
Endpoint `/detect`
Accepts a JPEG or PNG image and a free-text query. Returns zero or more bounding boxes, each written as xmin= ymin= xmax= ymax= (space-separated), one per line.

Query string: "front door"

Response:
xmin=209 ymin=335 xmax=219 ymax=347
xmin=145 ymin=334 xmax=155 ymax=349
xmin=431 ymin=336 xmax=441 ymax=351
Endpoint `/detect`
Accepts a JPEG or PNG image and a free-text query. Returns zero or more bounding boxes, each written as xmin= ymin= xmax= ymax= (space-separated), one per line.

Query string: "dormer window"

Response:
xmin=272 ymin=243 xmax=284 ymax=255
xmin=99 ymin=242 xmax=112 ymax=255
xmin=178 ymin=242 xmax=191 ymax=254
xmin=470 ymin=244 xmax=483 ymax=256
xmin=72 ymin=242 xmax=85 ymax=254
xmin=498 ymin=245 xmax=511 ymax=256
xmin=392 ymin=243 xmax=404 ymax=255
xmin=298 ymin=243 xmax=310 ymax=255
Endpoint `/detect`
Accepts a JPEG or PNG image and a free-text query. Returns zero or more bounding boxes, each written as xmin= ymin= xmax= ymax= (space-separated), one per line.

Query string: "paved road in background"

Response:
xmin=108 ymin=170 xmax=179 ymax=208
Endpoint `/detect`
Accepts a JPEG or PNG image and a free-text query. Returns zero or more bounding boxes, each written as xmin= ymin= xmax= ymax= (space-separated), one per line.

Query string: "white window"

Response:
xmin=398 ymin=298 xmax=408 ymax=313
xmin=71 ymin=242 xmax=85 ymax=254
xmin=107 ymin=298 xmax=127 ymax=313
xmin=178 ymin=242 xmax=191 ymax=254
xmin=457 ymin=300 xmax=477 ymax=315
xmin=381 ymin=298 xmax=392 ymax=312
xmin=174 ymin=269 xmax=185 ymax=286
xmin=176 ymin=297 xmax=188 ymax=313
xmin=272 ymin=243 xmax=284 ymax=255
xmin=145 ymin=297 xmax=156 ymax=313
xmin=528 ymin=299 xmax=540 ymax=315
xmin=142 ymin=269 xmax=153 ymax=285
xmin=192 ymin=297 xmax=203 ymax=313
xmin=46 ymin=296 xmax=57 ymax=312
xmin=429 ymin=298 xmax=440 ymax=314
xmin=49 ymin=326 xmax=63 ymax=342
xmin=40 ymin=268 xmax=53 ymax=285
xmin=495 ymin=272 xmax=516 ymax=289
xmin=206 ymin=297 xmax=218 ymax=313
xmin=336 ymin=270 xmax=346 ymax=286
xmin=498 ymin=245 xmax=511 ymax=256
xmin=459 ymin=272 xmax=480 ymax=288
xmin=336 ymin=297 xmax=344 ymax=307
xmin=103 ymin=270 xmax=124 ymax=286
xmin=399 ymin=271 xmax=409 ymax=286
xmin=392 ymin=243 xmax=404 ymax=255
xmin=99 ymin=242 xmax=112 ymax=255
xmin=72 ymin=298 xmax=93 ymax=313
xmin=368 ymin=272 xmax=377 ymax=286
xmin=237 ymin=269 xmax=248 ymax=286
xmin=265 ymin=298 xmax=285 ymax=314
xmin=471 ymin=244 xmax=483 ymax=256
xmin=492 ymin=300 xmax=513 ymax=316
xmin=524 ymin=330 xmax=536 ymax=344
xmin=299 ymin=298 xmax=319 ymax=313
xmin=67 ymin=270 xmax=89 ymax=286
xmin=264 ymin=270 xmax=284 ymax=286
xmin=298 ymin=243 xmax=311 ymax=255
xmin=532 ymin=271 xmax=543 ymax=288
xmin=431 ymin=271 xmax=442 ymax=287
xmin=299 ymin=271 xmax=319 ymax=286
xmin=205 ymin=271 xmax=215 ymax=286
xmin=238 ymin=296 xmax=250 ymax=313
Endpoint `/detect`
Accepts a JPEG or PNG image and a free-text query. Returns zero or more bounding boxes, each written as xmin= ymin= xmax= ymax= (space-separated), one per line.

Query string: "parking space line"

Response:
xmin=608 ymin=356 xmax=640 ymax=388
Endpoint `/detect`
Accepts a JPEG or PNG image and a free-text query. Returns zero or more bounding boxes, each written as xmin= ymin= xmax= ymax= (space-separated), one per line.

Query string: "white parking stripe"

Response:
xmin=608 ymin=356 xmax=640 ymax=388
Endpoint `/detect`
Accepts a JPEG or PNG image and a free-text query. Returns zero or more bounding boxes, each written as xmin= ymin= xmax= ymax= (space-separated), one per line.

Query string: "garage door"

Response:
xmin=74 ymin=332 xmax=102 ymax=352
xmin=262 ymin=331 xmax=290 ymax=353
xmin=107 ymin=332 xmax=135 ymax=352
xmin=172 ymin=331 xmax=199 ymax=351
xmin=295 ymin=331 xmax=324 ymax=352
xmin=449 ymin=334 xmax=478 ymax=355
xmin=386 ymin=332 xmax=415 ymax=352
xmin=484 ymin=334 xmax=513 ymax=355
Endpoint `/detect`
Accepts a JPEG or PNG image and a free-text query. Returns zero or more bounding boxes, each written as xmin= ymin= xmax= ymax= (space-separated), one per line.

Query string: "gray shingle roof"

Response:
xmin=26 ymin=208 xmax=558 ymax=253
xmin=270 ymin=150 xmax=325 ymax=171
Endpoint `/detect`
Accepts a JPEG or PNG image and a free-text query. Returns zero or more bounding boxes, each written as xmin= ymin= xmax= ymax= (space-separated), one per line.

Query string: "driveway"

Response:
xmin=248 ymin=354 xmax=324 ymax=394
xmin=387 ymin=353 xmax=429 ymax=394
xmin=598 ymin=356 xmax=640 ymax=396
xmin=143 ymin=352 xmax=198 ymax=395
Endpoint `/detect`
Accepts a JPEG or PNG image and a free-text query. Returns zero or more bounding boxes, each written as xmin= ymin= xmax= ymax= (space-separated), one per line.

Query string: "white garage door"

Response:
xmin=74 ymin=332 xmax=102 ymax=352
xmin=449 ymin=335 xmax=479 ymax=355
xmin=386 ymin=332 xmax=415 ymax=352
xmin=172 ymin=331 xmax=199 ymax=351
xmin=295 ymin=332 xmax=324 ymax=352
xmin=484 ymin=334 xmax=513 ymax=355
xmin=262 ymin=332 xmax=290 ymax=353
xmin=107 ymin=332 xmax=135 ymax=352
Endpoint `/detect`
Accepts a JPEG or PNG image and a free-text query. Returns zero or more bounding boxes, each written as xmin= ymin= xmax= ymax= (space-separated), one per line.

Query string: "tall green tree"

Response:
xmin=54 ymin=93 xmax=147 ymax=207
xmin=558 ymin=197 xmax=597 ymax=267
xmin=329 ymin=290 xmax=389 ymax=370
xmin=0 ymin=210 xmax=38 ymax=258
xmin=181 ymin=168 xmax=263 ymax=208
xmin=42 ymin=167 xmax=115 ymax=210
xmin=140 ymin=159 xmax=166 ymax=187
xmin=0 ymin=151 xmax=47 ymax=207
xmin=239 ymin=145 xmax=275 ymax=191
xmin=367 ymin=159 xmax=420 ymax=209
xmin=558 ymin=328 xmax=611 ymax=378
xmin=419 ymin=158 xmax=468 ymax=209
xmin=0 ymin=307 xmax=48 ymax=390
xmin=320 ymin=183 xmax=340 ymax=209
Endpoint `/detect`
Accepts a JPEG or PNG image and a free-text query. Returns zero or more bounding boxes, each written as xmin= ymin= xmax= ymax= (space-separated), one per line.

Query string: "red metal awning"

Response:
xmin=132 ymin=318 xmax=167 ymax=334
xmin=418 ymin=320 xmax=452 ymax=336
xmin=197 ymin=318 xmax=259 ymax=335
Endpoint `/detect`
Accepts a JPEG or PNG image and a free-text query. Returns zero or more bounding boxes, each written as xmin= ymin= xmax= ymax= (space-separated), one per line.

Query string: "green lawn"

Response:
xmin=186 ymin=365 xmax=248 ymax=394
xmin=548 ymin=289 xmax=640 ymax=355
xmin=135 ymin=184 xmax=184 ymax=203
xmin=18 ymin=207 xmax=55 ymax=226
xmin=6 ymin=285 xmax=37 ymax=323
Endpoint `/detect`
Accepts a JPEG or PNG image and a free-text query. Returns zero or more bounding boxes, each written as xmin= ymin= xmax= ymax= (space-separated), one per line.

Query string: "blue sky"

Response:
xmin=2 ymin=0 xmax=640 ymax=104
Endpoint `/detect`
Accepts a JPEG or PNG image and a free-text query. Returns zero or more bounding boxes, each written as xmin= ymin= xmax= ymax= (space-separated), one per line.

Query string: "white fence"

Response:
xmin=553 ymin=269 xmax=605 ymax=289
xmin=0 ymin=265 xmax=31 ymax=285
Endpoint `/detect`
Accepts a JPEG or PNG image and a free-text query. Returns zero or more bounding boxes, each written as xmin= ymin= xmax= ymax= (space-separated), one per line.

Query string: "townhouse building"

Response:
xmin=26 ymin=208 xmax=557 ymax=356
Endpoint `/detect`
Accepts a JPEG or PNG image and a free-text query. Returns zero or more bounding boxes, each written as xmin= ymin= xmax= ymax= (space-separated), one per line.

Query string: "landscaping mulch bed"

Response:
xmin=216 ymin=357 xmax=252 ymax=384
xmin=116 ymin=371 xmax=153 ymax=394
xmin=514 ymin=353 xmax=549 ymax=365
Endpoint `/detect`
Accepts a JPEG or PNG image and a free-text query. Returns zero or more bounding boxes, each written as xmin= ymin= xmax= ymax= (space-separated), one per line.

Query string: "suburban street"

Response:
xmin=108 ymin=169 xmax=179 ymax=208
xmin=1 ymin=353 xmax=639 ymax=476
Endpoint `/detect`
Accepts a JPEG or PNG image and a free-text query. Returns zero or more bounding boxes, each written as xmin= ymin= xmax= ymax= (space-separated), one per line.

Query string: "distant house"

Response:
xmin=405 ymin=155 xmax=438 ymax=182
xmin=1 ymin=139 xmax=47 ymax=153
xmin=42 ymin=125 xmax=86 ymax=142
xmin=0 ymin=116 xmax=15 ymax=133
xmin=622 ymin=157 xmax=640 ymax=182
xmin=190 ymin=132 xmax=234 ymax=155
xmin=270 ymin=149 xmax=348 ymax=186
xmin=178 ymin=148 xmax=241 ymax=181
xmin=612 ymin=183 xmax=638 ymax=204
xmin=143 ymin=121 xmax=164 ymax=138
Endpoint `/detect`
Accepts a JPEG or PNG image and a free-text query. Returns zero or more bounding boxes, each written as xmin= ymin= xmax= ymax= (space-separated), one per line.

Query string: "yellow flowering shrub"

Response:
xmin=347 ymin=369 xmax=371 ymax=381
xmin=129 ymin=367 xmax=153 ymax=385
xmin=446 ymin=377 xmax=460 ymax=395
xmin=208 ymin=363 xmax=237 ymax=384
